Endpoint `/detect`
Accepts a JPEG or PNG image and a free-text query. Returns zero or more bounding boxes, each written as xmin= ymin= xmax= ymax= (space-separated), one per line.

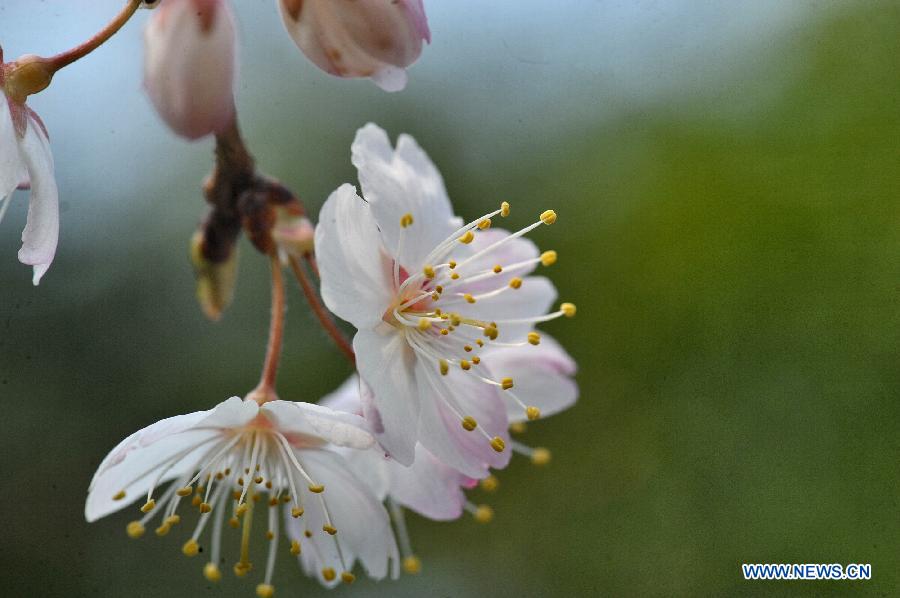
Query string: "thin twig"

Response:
xmin=49 ymin=0 xmax=143 ymax=71
xmin=288 ymin=254 xmax=355 ymax=363
xmin=252 ymin=255 xmax=286 ymax=402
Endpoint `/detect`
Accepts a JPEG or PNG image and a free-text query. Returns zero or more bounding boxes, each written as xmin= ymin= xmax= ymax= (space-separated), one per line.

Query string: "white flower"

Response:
xmin=86 ymin=396 xmax=398 ymax=593
xmin=143 ymin=0 xmax=237 ymax=140
xmin=278 ymin=0 xmax=430 ymax=92
xmin=314 ymin=123 xmax=576 ymax=477
xmin=0 ymin=87 xmax=58 ymax=285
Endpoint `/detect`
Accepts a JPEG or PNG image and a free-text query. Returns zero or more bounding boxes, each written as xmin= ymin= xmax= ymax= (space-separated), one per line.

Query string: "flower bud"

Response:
xmin=144 ymin=0 xmax=237 ymax=139
xmin=191 ymin=229 xmax=239 ymax=321
xmin=2 ymin=54 xmax=55 ymax=104
xmin=278 ymin=0 xmax=430 ymax=92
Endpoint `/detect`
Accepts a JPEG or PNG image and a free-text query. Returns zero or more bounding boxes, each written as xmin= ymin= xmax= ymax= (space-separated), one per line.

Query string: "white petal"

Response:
xmin=463 ymin=275 xmax=558 ymax=341
xmin=317 ymin=375 xmax=364 ymax=414
xmin=0 ymin=98 xmax=26 ymax=201
xmin=315 ymin=183 xmax=394 ymax=329
xmin=454 ymin=228 xmax=540 ymax=293
xmin=388 ymin=444 xmax=467 ymax=520
xmin=16 ymin=114 xmax=58 ymax=285
xmin=262 ymin=400 xmax=374 ymax=449
xmin=353 ymin=325 xmax=420 ymax=465
xmin=351 ymin=124 xmax=458 ymax=271
xmin=484 ymin=334 xmax=578 ymax=422
xmin=288 ymin=448 xmax=399 ymax=584
xmin=371 ymin=66 xmax=408 ymax=92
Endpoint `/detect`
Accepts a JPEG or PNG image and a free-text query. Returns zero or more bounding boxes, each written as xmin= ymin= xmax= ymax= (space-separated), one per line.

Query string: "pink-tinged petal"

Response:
xmin=484 ymin=334 xmax=578 ymax=423
xmin=315 ymin=183 xmax=394 ymax=328
xmin=288 ymin=448 xmax=399 ymax=584
xmin=351 ymin=123 xmax=458 ymax=271
xmin=463 ymin=275 xmax=558 ymax=341
xmin=0 ymin=97 xmax=26 ymax=199
xmin=415 ymin=360 xmax=510 ymax=478
xmin=388 ymin=444 xmax=467 ymax=521
xmin=318 ymin=375 xmax=363 ymax=414
xmin=353 ymin=325 xmax=420 ymax=466
xmin=143 ymin=0 xmax=236 ymax=140
xmin=261 ymin=400 xmax=374 ymax=449
xmin=278 ymin=0 xmax=428 ymax=91
xmin=15 ymin=114 xmax=57 ymax=285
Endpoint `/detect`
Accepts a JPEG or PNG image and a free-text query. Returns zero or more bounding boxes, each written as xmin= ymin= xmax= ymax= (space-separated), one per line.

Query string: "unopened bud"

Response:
xmin=278 ymin=0 xmax=430 ymax=92
xmin=191 ymin=230 xmax=238 ymax=321
xmin=144 ymin=0 xmax=237 ymax=139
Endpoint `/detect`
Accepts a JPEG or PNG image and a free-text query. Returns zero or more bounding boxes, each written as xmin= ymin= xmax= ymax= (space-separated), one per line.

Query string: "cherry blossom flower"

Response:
xmin=278 ymin=0 xmax=430 ymax=92
xmin=144 ymin=0 xmax=237 ymax=139
xmin=314 ymin=123 xmax=576 ymax=478
xmin=86 ymin=396 xmax=399 ymax=594
xmin=0 ymin=52 xmax=59 ymax=285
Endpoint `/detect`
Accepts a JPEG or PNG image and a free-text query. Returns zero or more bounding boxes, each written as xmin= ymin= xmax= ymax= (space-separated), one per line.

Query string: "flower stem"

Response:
xmin=47 ymin=0 xmax=143 ymax=71
xmin=251 ymin=255 xmax=286 ymax=403
xmin=288 ymin=254 xmax=355 ymax=364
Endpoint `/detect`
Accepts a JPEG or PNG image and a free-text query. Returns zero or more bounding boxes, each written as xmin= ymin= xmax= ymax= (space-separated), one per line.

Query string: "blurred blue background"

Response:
xmin=1 ymin=1 xmax=898 ymax=595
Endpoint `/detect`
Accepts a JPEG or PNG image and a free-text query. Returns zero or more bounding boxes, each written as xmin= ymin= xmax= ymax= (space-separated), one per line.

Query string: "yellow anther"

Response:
xmin=440 ymin=328 xmax=450 ymax=335
xmin=269 ymin=497 xmax=279 ymax=507
xmin=423 ymin=265 xmax=435 ymax=279
xmin=531 ymin=447 xmax=552 ymax=466
xmin=430 ymin=292 xmax=439 ymax=300
xmin=266 ymin=531 xmax=275 ymax=540
xmin=472 ymin=356 xmax=481 ymax=364
xmin=400 ymin=213 xmax=414 ymax=228
xmin=304 ymin=530 xmax=313 ymax=538
xmin=236 ymin=503 xmax=249 ymax=517
xmin=464 ymin=345 xmax=473 ymax=352
xmin=341 ymin=572 xmax=356 ymax=584
xmin=493 ymin=264 xmax=503 ymax=273
xmin=540 ymin=210 xmax=557 ymax=225
xmin=126 ymin=521 xmax=145 ymax=539
xmin=460 ymin=360 xmax=471 ymax=370
xmin=254 ymin=476 xmax=264 ymax=484
xmin=510 ymin=421 xmax=527 ymax=434
xmin=155 ymin=524 xmax=171 ymax=537
xmin=526 ymin=406 xmax=541 ymax=421
xmin=322 ymin=568 xmax=337 ymax=582
xmin=435 ymin=285 xmax=444 ymax=293
xmin=448 ymin=260 xmax=457 ymax=269
xmin=500 ymin=201 xmax=510 ymax=217
xmin=528 ymin=332 xmax=541 ymax=345
xmin=476 ymin=339 xmax=484 ymax=347
xmin=439 ymin=359 xmax=449 ymax=376
xmin=478 ymin=218 xmax=492 ymax=229
xmin=216 ymin=472 xmax=224 ymax=481
xmin=232 ymin=490 xmax=242 ymax=500
xmin=176 ymin=486 xmax=193 ymax=497
xmin=308 ymin=484 xmax=325 ymax=493
xmin=461 ymin=416 xmax=478 ymax=431
xmin=450 ymin=272 xmax=460 ymax=280
xmin=233 ymin=562 xmax=252 ymax=577
xmin=509 ymin=277 xmax=523 ymax=289
xmin=561 ymin=302 xmax=576 ymax=317
xmin=113 ymin=490 xmax=126 ymax=501
xmin=290 ymin=540 xmax=301 ymax=555
xmin=480 ymin=475 xmax=500 ymax=493
xmin=323 ymin=525 xmax=338 ymax=535
xmin=403 ymin=555 xmax=422 ymax=574
xmin=165 ymin=515 xmax=181 ymax=526
xmin=282 ymin=495 xmax=291 ymax=503
xmin=199 ymin=502 xmax=212 ymax=514
xmin=228 ymin=517 xmax=240 ymax=528
xmin=450 ymin=314 xmax=462 ymax=326
xmin=182 ymin=539 xmax=200 ymax=557
xmin=417 ymin=317 xmax=431 ymax=331
xmin=464 ymin=293 xmax=476 ymax=303
xmin=474 ymin=504 xmax=495 ymax=523
xmin=191 ymin=495 xmax=203 ymax=507
xmin=291 ymin=507 xmax=304 ymax=518
xmin=459 ymin=231 xmax=475 ymax=244
xmin=540 ymin=250 xmax=557 ymax=266
xmin=256 ymin=583 xmax=275 ymax=598
xmin=501 ymin=377 xmax=514 ymax=390
xmin=484 ymin=327 xmax=498 ymax=340
xmin=203 ymin=562 xmax=222 ymax=583
xmin=490 ymin=436 xmax=506 ymax=452
xmin=140 ymin=499 xmax=156 ymax=513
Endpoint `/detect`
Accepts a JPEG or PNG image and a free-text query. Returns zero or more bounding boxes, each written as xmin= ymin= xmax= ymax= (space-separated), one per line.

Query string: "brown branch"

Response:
xmin=288 ymin=255 xmax=355 ymax=364
xmin=250 ymin=255 xmax=286 ymax=403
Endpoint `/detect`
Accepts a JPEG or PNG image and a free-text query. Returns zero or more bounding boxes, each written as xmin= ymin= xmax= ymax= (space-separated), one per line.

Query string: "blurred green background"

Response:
xmin=1 ymin=1 xmax=898 ymax=596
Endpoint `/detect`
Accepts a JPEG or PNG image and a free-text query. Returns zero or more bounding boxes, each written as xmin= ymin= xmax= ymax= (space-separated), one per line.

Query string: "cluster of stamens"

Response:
xmin=389 ymin=202 xmax=576 ymax=451
xmin=114 ymin=426 xmax=356 ymax=596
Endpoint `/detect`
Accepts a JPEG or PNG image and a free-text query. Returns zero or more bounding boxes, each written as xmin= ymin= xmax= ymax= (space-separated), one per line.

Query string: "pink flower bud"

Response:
xmin=144 ymin=0 xmax=237 ymax=140
xmin=278 ymin=0 xmax=430 ymax=92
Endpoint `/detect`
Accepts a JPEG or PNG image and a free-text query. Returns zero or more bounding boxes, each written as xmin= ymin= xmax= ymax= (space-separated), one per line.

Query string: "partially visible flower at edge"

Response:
xmin=314 ymin=123 xmax=577 ymax=477
xmin=144 ymin=0 xmax=237 ymax=140
xmin=0 ymin=49 xmax=59 ymax=285
xmin=278 ymin=0 xmax=430 ymax=92
xmin=86 ymin=395 xmax=399 ymax=594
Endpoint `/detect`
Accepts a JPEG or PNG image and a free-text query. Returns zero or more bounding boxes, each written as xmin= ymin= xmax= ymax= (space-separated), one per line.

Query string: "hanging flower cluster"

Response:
xmin=4 ymin=1 xmax=580 ymax=595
